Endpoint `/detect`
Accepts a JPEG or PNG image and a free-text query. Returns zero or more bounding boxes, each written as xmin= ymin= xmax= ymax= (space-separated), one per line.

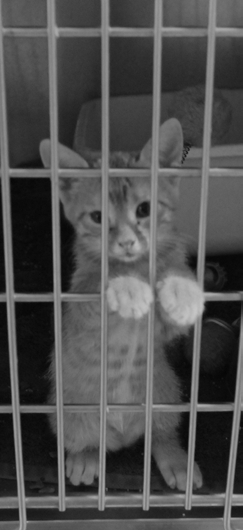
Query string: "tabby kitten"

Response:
xmin=40 ymin=118 xmax=204 ymax=491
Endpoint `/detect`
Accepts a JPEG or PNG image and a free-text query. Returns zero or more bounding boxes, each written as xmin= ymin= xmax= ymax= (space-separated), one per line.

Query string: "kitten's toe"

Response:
xmin=66 ymin=450 xmax=99 ymax=486
xmin=158 ymin=461 xmax=177 ymax=489
xmin=174 ymin=470 xmax=188 ymax=491
xmin=159 ymin=459 xmax=202 ymax=491
xmin=153 ymin=443 xmax=203 ymax=491
xmin=130 ymin=284 xmax=153 ymax=319
xmin=192 ymin=462 xmax=203 ymax=489
xmin=171 ymin=466 xmax=202 ymax=492
xmin=81 ymin=451 xmax=99 ymax=485
xmin=66 ymin=453 xmax=85 ymax=486
xmin=140 ymin=282 xmax=154 ymax=311
xmin=162 ymin=466 xmax=186 ymax=491
xmin=156 ymin=458 xmax=186 ymax=491
xmin=107 ymin=284 xmax=119 ymax=312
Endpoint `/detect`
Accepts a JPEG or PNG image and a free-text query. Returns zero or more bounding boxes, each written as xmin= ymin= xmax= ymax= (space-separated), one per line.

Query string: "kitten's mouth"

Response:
xmin=121 ymin=254 xmax=139 ymax=262
xmin=109 ymin=251 xmax=141 ymax=262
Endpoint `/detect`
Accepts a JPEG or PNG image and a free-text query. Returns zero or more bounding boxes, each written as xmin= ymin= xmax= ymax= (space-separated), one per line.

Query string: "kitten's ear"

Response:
xmin=39 ymin=139 xmax=89 ymax=224
xmin=135 ymin=118 xmax=183 ymax=168
xmin=39 ymin=139 xmax=89 ymax=168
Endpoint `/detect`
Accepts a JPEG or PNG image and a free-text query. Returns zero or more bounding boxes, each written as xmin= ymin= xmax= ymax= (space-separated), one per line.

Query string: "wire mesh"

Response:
xmin=0 ymin=0 xmax=242 ymax=527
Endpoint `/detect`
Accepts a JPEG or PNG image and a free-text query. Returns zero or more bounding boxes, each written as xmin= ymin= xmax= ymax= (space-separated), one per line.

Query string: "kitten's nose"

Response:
xmin=118 ymin=239 xmax=135 ymax=250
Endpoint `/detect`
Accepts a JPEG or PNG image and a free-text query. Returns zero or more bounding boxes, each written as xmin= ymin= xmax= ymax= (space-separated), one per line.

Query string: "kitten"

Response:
xmin=40 ymin=118 xmax=204 ymax=491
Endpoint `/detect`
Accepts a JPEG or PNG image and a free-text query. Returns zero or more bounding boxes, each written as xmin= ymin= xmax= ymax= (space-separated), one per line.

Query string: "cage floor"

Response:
xmin=0 ymin=177 xmax=243 ymax=498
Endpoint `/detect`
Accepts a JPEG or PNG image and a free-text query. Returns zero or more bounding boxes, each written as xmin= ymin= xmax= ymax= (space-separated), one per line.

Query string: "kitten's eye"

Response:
xmin=136 ymin=201 xmax=150 ymax=218
xmin=90 ymin=211 xmax=102 ymax=224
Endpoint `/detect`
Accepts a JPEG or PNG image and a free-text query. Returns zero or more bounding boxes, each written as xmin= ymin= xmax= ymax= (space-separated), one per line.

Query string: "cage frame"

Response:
xmin=0 ymin=0 xmax=243 ymax=529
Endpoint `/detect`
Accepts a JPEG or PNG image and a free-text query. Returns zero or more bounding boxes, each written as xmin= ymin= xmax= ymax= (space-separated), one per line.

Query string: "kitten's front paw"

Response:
xmin=157 ymin=276 xmax=204 ymax=326
xmin=107 ymin=276 xmax=153 ymax=319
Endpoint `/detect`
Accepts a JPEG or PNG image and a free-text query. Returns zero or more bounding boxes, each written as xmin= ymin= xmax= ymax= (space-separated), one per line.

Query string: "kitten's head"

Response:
xmin=40 ymin=118 xmax=183 ymax=263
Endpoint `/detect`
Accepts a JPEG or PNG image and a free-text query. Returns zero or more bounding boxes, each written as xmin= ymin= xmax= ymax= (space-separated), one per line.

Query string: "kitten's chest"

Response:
xmin=107 ymin=318 xmax=147 ymax=403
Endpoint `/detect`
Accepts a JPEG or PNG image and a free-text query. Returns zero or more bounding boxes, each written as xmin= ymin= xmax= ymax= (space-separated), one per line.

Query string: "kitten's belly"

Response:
xmin=107 ymin=317 xmax=147 ymax=404
xmin=106 ymin=317 xmax=147 ymax=440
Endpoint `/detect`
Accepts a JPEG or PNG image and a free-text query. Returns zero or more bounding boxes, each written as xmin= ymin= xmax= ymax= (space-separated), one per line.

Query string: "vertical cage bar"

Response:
xmin=47 ymin=0 xmax=66 ymax=511
xmin=223 ymin=299 xmax=243 ymax=530
xmin=142 ymin=0 xmax=163 ymax=511
xmin=185 ymin=0 xmax=217 ymax=510
xmin=98 ymin=0 xmax=110 ymax=511
xmin=0 ymin=3 xmax=27 ymax=529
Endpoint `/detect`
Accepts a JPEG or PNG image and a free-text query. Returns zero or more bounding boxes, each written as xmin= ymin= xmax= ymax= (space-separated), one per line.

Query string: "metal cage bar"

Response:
xmin=0 ymin=167 xmax=243 ymax=180
xmin=98 ymin=0 xmax=110 ymax=511
xmin=47 ymin=0 xmax=66 ymax=512
xmin=223 ymin=300 xmax=243 ymax=530
xmin=0 ymin=2 xmax=27 ymax=529
xmin=1 ymin=401 xmax=243 ymax=415
xmin=2 ymin=26 xmax=243 ymax=39
xmin=142 ymin=0 xmax=163 ymax=511
xmin=185 ymin=0 xmax=217 ymax=511
xmin=2 ymin=491 xmax=243 ymax=511
xmin=0 ymin=291 xmax=242 ymax=304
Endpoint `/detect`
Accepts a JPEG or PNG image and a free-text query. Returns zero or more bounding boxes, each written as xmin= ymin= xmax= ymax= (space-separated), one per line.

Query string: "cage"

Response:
xmin=0 ymin=1 xmax=243 ymax=529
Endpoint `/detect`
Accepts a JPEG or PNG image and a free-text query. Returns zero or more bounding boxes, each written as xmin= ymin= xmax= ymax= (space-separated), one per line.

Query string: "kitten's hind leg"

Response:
xmin=66 ymin=449 xmax=99 ymax=486
xmin=152 ymin=437 xmax=202 ymax=491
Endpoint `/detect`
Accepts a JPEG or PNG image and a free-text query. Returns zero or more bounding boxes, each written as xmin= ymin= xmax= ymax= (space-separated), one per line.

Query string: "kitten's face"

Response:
xmin=39 ymin=118 xmax=183 ymax=263
xmin=63 ymin=176 xmax=178 ymax=262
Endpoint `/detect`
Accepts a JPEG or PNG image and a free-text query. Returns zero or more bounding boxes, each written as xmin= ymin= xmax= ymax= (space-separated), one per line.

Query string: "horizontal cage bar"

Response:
xmin=0 ymin=291 xmax=242 ymax=303
xmin=1 ymin=492 xmax=243 ymax=510
xmin=0 ymin=402 xmax=240 ymax=415
xmin=1 ymin=27 xmax=243 ymax=39
xmin=0 ymin=168 xmax=242 ymax=179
